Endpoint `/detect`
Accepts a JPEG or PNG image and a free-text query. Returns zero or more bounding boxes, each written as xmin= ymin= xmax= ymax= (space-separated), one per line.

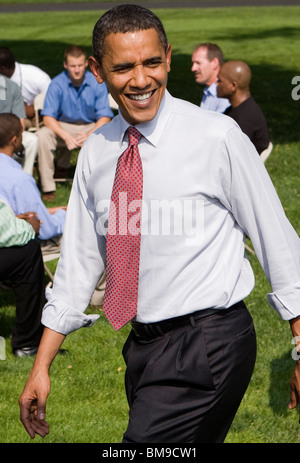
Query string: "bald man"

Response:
xmin=217 ymin=60 xmax=270 ymax=154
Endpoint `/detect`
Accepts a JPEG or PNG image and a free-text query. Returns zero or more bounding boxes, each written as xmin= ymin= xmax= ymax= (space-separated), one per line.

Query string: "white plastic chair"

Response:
xmin=108 ymin=93 xmax=118 ymax=111
xmin=43 ymin=252 xmax=60 ymax=282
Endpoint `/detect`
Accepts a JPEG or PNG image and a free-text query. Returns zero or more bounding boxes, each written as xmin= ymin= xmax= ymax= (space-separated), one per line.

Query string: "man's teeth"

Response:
xmin=129 ymin=92 xmax=152 ymax=101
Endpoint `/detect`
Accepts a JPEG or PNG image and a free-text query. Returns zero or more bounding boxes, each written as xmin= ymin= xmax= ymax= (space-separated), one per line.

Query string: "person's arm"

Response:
xmin=218 ymin=125 xmax=300 ymax=417
xmin=24 ymin=103 xmax=35 ymax=119
xmin=88 ymin=116 xmax=111 ymax=134
xmin=11 ymin=175 xmax=65 ymax=240
xmin=47 ymin=206 xmax=67 ymax=215
xmin=76 ymin=78 xmax=113 ymax=145
xmin=16 ymin=211 xmax=41 ymax=235
xmin=75 ymin=116 xmax=111 ymax=146
xmin=19 ymin=141 xmax=105 ymax=437
xmin=19 ymin=328 xmax=65 ymax=439
xmin=289 ymin=316 xmax=300 ymax=415
xmin=20 ymin=118 xmax=26 ymax=131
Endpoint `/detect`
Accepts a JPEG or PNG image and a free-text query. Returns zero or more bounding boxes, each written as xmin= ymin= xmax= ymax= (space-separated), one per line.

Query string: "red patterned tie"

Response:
xmin=103 ymin=127 xmax=143 ymax=330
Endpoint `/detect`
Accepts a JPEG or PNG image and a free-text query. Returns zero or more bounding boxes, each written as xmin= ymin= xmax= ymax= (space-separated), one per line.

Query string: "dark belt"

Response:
xmin=131 ymin=301 xmax=245 ymax=340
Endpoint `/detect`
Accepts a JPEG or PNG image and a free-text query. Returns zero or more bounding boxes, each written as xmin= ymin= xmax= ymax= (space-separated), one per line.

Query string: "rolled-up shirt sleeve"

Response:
xmin=216 ymin=124 xmax=300 ymax=320
xmin=42 ymin=144 xmax=106 ymax=334
xmin=41 ymin=80 xmax=61 ymax=119
xmin=42 ymin=286 xmax=100 ymax=335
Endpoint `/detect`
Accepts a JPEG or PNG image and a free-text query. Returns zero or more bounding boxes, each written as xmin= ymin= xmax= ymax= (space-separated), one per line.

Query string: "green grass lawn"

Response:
xmin=0 ymin=4 xmax=300 ymax=443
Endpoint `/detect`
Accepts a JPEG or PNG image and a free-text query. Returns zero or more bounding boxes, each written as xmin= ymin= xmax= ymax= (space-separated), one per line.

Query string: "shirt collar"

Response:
xmin=118 ymin=90 xmax=173 ymax=148
xmin=204 ymin=82 xmax=218 ymax=97
xmin=65 ymin=70 xmax=89 ymax=89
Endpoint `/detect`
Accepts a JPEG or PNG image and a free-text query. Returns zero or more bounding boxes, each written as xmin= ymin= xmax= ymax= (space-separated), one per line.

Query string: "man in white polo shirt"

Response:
xmin=0 ymin=47 xmax=51 ymax=124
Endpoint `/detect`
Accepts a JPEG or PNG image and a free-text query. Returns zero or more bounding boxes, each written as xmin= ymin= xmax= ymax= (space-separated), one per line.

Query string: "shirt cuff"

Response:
xmin=41 ymin=286 xmax=100 ymax=335
xmin=267 ymin=281 xmax=300 ymax=320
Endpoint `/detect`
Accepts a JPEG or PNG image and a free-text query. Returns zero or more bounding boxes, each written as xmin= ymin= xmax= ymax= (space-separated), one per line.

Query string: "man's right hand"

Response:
xmin=19 ymin=368 xmax=50 ymax=439
xmin=17 ymin=212 xmax=42 ymax=235
xmin=19 ymin=328 xmax=66 ymax=438
xmin=63 ymin=132 xmax=81 ymax=151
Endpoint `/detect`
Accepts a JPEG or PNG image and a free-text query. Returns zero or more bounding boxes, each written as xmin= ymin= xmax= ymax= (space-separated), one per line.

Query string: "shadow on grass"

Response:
xmin=0 ymin=288 xmax=15 ymax=339
xmin=269 ymin=350 xmax=295 ymax=416
xmin=216 ymin=25 xmax=300 ymax=43
xmin=169 ymin=51 xmax=300 ymax=145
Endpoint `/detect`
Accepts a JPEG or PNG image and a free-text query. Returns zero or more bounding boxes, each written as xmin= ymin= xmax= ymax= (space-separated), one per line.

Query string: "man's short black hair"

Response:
xmin=0 ymin=113 xmax=22 ymax=148
xmin=0 ymin=47 xmax=15 ymax=70
xmin=92 ymin=4 xmax=168 ymax=65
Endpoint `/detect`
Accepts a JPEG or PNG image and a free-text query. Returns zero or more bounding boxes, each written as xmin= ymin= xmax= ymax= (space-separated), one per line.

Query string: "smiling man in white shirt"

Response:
xmin=19 ymin=4 xmax=300 ymax=444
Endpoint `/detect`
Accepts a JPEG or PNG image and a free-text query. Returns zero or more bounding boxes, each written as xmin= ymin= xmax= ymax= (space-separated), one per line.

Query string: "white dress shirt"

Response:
xmin=200 ymin=82 xmax=230 ymax=113
xmin=42 ymin=90 xmax=300 ymax=335
xmin=11 ymin=62 xmax=51 ymax=106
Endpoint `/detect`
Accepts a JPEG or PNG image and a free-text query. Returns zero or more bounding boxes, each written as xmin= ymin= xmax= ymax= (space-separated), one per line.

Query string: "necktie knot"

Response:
xmin=127 ymin=126 xmax=142 ymax=146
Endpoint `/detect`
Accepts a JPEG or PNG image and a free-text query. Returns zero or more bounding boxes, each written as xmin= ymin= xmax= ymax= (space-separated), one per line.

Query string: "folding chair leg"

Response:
xmin=44 ymin=263 xmax=55 ymax=282
xmin=245 ymin=243 xmax=255 ymax=255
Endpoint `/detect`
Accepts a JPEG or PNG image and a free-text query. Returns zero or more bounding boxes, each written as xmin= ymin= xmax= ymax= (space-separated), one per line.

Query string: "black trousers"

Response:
xmin=0 ymin=239 xmax=45 ymax=349
xmin=122 ymin=302 xmax=256 ymax=443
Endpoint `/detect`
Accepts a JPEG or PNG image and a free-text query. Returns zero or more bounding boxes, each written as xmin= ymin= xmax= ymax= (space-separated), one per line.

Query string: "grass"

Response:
xmin=1 ymin=4 xmax=300 ymax=443
xmin=0 ymin=0 xmax=287 ymax=4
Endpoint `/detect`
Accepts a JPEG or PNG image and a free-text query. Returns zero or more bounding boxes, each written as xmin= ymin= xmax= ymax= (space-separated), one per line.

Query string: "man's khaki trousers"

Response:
xmin=37 ymin=121 xmax=95 ymax=193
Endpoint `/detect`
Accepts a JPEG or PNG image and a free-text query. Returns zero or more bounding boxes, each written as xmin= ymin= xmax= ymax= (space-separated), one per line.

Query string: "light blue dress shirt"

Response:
xmin=0 ymin=153 xmax=65 ymax=240
xmin=41 ymin=70 xmax=114 ymax=124
xmin=200 ymin=82 xmax=230 ymax=113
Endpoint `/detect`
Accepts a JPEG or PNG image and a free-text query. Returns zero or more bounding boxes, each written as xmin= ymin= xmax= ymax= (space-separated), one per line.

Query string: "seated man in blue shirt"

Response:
xmin=0 ymin=113 xmax=66 ymax=243
xmin=37 ymin=45 xmax=114 ymax=201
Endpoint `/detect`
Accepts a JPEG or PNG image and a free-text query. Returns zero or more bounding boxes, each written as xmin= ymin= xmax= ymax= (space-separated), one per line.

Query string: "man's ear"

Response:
xmin=231 ymin=81 xmax=238 ymax=92
xmin=10 ymin=134 xmax=20 ymax=154
xmin=10 ymin=135 xmax=18 ymax=147
xmin=88 ymin=56 xmax=104 ymax=84
xmin=166 ymin=44 xmax=172 ymax=73
xmin=211 ymin=57 xmax=219 ymax=71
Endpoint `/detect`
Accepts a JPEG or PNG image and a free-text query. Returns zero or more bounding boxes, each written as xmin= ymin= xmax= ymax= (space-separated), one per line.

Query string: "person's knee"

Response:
xmin=22 ymin=131 xmax=38 ymax=151
xmin=37 ymin=126 xmax=55 ymax=144
xmin=22 ymin=239 xmax=43 ymax=265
